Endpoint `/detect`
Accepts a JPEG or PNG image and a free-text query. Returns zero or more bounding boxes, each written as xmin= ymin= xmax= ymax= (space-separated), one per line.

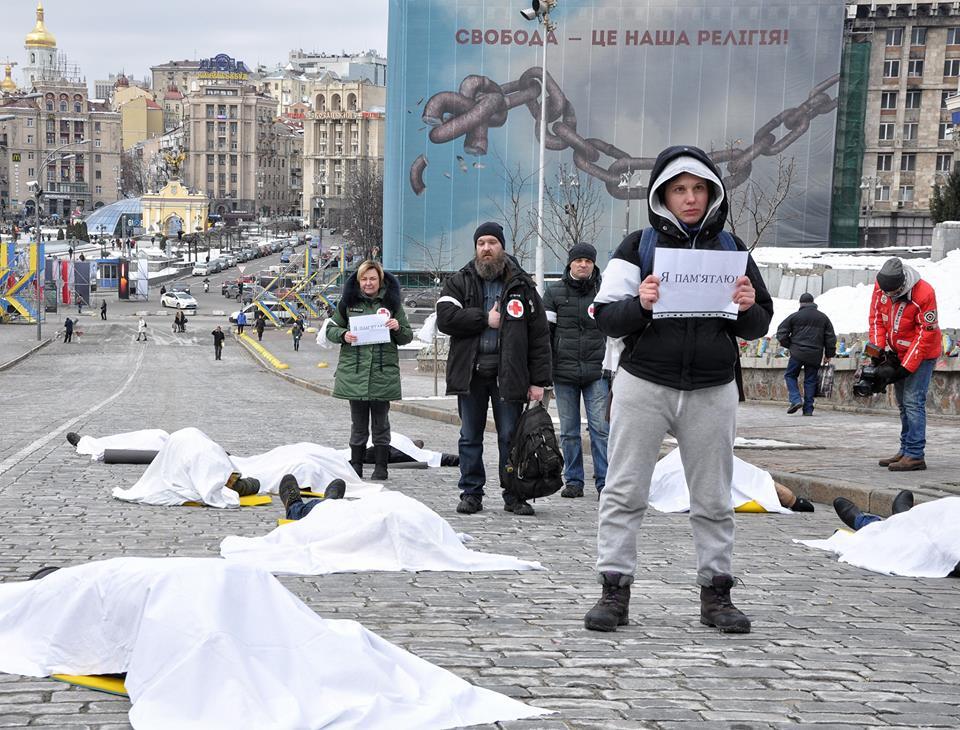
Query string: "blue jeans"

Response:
xmin=893 ymin=358 xmax=936 ymax=459
xmin=853 ymin=513 xmax=882 ymax=531
xmin=457 ymin=375 xmax=522 ymax=501
xmin=554 ymin=379 xmax=609 ymax=491
xmin=784 ymin=357 xmax=819 ymax=414
xmin=286 ymin=497 xmax=320 ymax=520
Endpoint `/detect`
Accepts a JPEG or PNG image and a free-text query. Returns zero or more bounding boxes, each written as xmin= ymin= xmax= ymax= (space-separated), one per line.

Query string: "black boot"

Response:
xmin=66 ymin=432 xmax=81 ymax=447
xmin=832 ymin=497 xmax=862 ymax=530
xmin=440 ymin=453 xmax=460 ymax=467
xmin=791 ymin=497 xmax=815 ymax=513
xmin=892 ymin=489 xmax=914 ymax=514
xmin=584 ymin=572 xmax=631 ymax=632
xmin=349 ymin=445 xmax=365 ymax=478
xmin=229 ymin=476 xmax=261 ymax=497
xmin=278 ymin=474 xmax=302 ymax=512
xmin=324 ymin=478 xmax=346 ymax=500
xmin=371 ymin=445 xmax=389 ymax=480
xmin=700 ymin=575 xmax=751 ymax=633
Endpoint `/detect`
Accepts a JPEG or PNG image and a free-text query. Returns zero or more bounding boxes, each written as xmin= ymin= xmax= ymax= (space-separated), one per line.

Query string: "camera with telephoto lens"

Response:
xmin=853 ymin=342 xmax=886 ymax=397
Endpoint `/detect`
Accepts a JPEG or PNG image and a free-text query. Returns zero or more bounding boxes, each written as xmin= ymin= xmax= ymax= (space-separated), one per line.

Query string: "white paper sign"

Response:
xmin=653 ymin=248 xmax=748 ymax=320
xmin=350 ymin=313 xmax=391 ymax=345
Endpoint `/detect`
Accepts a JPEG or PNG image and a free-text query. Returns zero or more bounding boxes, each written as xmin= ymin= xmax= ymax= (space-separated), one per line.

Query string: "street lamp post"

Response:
xmin=521 ymin=0 xmax=558 ymax=291
xmin=618 ymin=170 xmax=640 ymax=243
xmin=859 ymin=175 xmax=876 ymax=248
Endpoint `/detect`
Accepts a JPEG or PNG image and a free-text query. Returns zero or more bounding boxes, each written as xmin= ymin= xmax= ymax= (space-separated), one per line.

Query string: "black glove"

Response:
xmin=883 ymin=350 xmax=901 ymax=367
xmin=874 ymin=363 xmax=910 ymax=391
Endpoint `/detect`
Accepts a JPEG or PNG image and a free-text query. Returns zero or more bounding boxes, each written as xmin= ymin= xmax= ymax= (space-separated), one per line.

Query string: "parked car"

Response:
xmin=161 ymin=291 xmax=198 ymax=312
xmin=279 ymin=247 xmax=294 ymax=264
xmin=192 ymin=262 xmax=213 ymax=276
xmin=223 ymin=254 xmax=238 ymax=267
xmin=228 ymin=299 xmax=295 ymax=324
xmin=205 ymin=259 xmax=222 ymax=274
xmin=170 ymin=282 xmax=191 ymax=295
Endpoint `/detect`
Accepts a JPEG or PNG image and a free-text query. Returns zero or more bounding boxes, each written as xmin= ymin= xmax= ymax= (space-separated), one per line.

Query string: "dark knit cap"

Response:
xmin=473 ymin=221 xmax=506 ymax=248
xmin=876 ymin=257 xmax=905 ymax=293
xmin=568 ymin=242 xmax=597 ymax=263
xmin=799 ymin=293 xmax=814 ymax=304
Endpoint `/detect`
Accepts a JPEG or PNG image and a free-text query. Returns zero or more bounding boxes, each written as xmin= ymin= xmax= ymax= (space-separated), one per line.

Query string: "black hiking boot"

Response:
xmin=440 ymin=453 xmax=460 ymax=467
xmin=456 ymin=494 xmax=483 ymax=514
xmin=504 ymin=500 xmax=535 ymax=516
xmin=66 ymin=432 xmax=81 ymax=447
xmin=349 ymin=445 xmax=365 ymax=478
xmin=791 ymin=497 xmax=815 ymax=513
xmin=699 ymin=575 xmax=751 ymax=634
xmin=584 ymin=572 xmax=631 ymax=632
xmin=323 ymin=478 xmax=346 ymax=500
xmin=892 ymin=489 xmax=914 ymax=515
xmin=561 ymin=483 xmax=584 ymax=498
xmin=371 ymin=445 xmax=389 ymax=481
xmin=278 ymin=474 xmax=302 ymax=511
xmin=228 ymin=476 xmax=261 ymax=497
xmin=832 ymin=497 xmax=862 ymax=530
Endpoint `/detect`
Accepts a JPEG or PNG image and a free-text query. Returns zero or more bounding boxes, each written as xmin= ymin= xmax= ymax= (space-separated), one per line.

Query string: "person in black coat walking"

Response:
xmin=776 ymin=292 xmax=837 ymax=416
xmin=63 ymin=317 xmax=75 ymax=343
xmin=211 ymin=326 xmax=225 ymax=360
xmin=100 ymin=299 xmax=107 ymax=320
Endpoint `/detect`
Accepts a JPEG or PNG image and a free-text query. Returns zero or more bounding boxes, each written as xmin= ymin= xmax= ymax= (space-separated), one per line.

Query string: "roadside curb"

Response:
xmin=243 ymin=352 xmax=942 ymax=517
xmin=237 ymin=333 xmax=288 ymax=370
xmin=0 ymin=338 xmax=53 ymax=372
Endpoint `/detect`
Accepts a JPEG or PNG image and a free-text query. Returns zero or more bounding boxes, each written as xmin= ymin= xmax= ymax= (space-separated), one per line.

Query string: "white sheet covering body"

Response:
xmin=75 ymin=429 xmax=170 ymax=461
xmin=649 ymin=448 xmax=791 ymax=514
xmin=0 ymin=558 xmax=546 ymax=729
xmin=112 ymin=428 xmax=238 ymax=508
xmin=230 ymin=442 xmax=381 ymax=494
xmin=336 ymin=432 xmax=443 ymax=468
xmin=796 ymin=497 xmax=960 ymax=577
xmin=220 ymin=491 xmax=544 ymax=575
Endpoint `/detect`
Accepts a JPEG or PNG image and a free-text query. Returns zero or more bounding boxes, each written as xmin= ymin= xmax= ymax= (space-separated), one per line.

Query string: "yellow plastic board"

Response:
xmin=183 ymin=495 xmax=273 ymax=508
xmin=734 ymin=500 xmax=768 ymax=513
xmin=52 ymin=673 xmax=128 ymax=697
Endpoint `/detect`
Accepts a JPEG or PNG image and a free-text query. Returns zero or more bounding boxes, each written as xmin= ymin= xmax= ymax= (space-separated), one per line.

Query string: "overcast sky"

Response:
xmin=1 ymin=0 xmax=390 ymax=88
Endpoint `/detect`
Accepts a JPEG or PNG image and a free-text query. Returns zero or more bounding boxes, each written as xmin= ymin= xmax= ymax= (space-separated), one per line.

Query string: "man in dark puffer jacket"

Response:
xmin=543 ymin=242 xmax=608 ymax=499
xmin=776 ymin=293 xmax=837 ymax=416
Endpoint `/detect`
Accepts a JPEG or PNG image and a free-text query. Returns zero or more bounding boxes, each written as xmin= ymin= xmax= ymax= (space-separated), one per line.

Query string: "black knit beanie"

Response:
xmin=799 ymin=293 xmax=814 ymax=304
xmin=473 ymin=221 xmax=506 ymax=248
xmin=876 ymin=257 xmax=906 ymax=293
xmin=567 ymin=242 xmax=597 ymax=264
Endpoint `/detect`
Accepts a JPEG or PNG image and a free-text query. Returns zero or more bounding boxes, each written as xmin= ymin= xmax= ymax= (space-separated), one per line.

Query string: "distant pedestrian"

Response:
xmin=212 ymin=326 xmax=225 ymax=360
xmin=136 ymin=317 xmax=147 ymax=342
xmin=776 ymin=293 xmax=837 ymax=416
xmin=236 ymin=281 xmax=244 ymax=302
xmin=255 ymin=315 xmax=265 ymax=342
xmin=236 ymin=310 xmax=247 ymax=335
xmin=160 ymin=285 xmax=167 ymax=297
xmin=63 ymin=317 xmax=75 ymax=343
xmin=100 ymin=300 xmax=107 ymax=320
xmin=68 ymin=246 xmax=74 ymax=260
xmin=292 ymin=319 xmax=303 ymax=351
xmin=76 ymin=297 xmax=83 ymax=315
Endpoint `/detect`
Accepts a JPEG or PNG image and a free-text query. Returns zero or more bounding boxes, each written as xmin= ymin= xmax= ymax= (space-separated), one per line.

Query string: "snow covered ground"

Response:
xmin=753 ymin=249 xmax=960 ymax=336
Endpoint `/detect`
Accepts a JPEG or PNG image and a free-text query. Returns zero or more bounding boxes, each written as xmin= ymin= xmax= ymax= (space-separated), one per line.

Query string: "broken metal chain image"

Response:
xmin=409 ymin=68 xmax=839 ymax=198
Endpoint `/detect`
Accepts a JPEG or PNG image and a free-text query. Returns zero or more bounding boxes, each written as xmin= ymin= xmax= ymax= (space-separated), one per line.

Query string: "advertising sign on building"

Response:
xmin=385 ymin=0 xmax=844 ymax=272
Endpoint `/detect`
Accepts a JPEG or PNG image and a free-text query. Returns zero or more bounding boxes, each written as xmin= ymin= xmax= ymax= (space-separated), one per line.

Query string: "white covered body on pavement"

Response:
xmin=220 ymin=491 xmax=544 ymax=575
xmin=335 ymin=432 xmax=443 ymax=468
xmin=0 ymin=558 xmax=547 ymax=730
xmin=111 ymin=429 xmax=380 ymax=508
xmin=796 ymin=497 xmax=960 ymax=577
xmin=650 ymin=448 xmax=791 ymax=514
xmin=76 ymin=429 xmax=170 ymax=462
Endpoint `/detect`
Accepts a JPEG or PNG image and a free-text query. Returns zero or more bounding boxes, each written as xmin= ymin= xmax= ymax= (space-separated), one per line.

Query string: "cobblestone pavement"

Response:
xmin=0 ymin=326 xmax=959 ymax=728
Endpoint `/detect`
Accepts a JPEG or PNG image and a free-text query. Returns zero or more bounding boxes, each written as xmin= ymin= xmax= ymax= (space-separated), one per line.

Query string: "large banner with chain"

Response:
xmin=384 ymin=0 xmax=844 ymax=272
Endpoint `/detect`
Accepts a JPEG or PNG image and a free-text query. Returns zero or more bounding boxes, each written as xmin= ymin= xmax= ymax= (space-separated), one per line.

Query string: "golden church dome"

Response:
xmin=25 ymin=2 xmax=57 ymax=49
xmin=0 ymin=64 xmax=18 ymax=92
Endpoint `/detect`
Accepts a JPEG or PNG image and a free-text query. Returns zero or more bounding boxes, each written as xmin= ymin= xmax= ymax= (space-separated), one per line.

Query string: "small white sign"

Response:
xmin=653 ymin=248 xmax=748 ymax=320
xmin=350 ymin=313 xmax=391 ymax=345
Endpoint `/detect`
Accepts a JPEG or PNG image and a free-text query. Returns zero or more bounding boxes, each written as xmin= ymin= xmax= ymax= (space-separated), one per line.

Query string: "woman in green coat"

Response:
xmin=326 ymin=260 xmax=413 ymax=480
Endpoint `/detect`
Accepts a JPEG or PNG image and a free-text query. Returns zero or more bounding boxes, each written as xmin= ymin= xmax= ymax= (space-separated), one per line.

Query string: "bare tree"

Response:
xmin=535 ymin=165 xmax=605 ymax=262
xmin=120 ymin=150 xmax=148 ymax=197
xmin=405 ymin=228 xmax=453 ymax=284
xmin=343 ymin=160 xmax=384 ymax=261
xmin=487 ymin=152 xmax=537 ymax=269
xmin=725 ymin=154 xmax=796 ymax=250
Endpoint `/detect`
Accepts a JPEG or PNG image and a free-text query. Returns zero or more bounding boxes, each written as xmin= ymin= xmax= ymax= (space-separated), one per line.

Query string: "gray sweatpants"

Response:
xmin=597 ymin=370 xmax=738 ymax=587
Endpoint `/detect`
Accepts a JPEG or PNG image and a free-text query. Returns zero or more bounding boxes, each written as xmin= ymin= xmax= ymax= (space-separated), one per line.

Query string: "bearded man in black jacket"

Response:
xmin=584 ymin=146 xmax=773 ymax=635
xmin=436 ymin=222 xmax=552 ymax=517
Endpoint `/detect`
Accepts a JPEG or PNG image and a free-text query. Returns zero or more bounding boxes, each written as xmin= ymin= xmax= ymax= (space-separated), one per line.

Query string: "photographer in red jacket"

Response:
xmin=868 ymin=257 xmax=941 ymax=472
